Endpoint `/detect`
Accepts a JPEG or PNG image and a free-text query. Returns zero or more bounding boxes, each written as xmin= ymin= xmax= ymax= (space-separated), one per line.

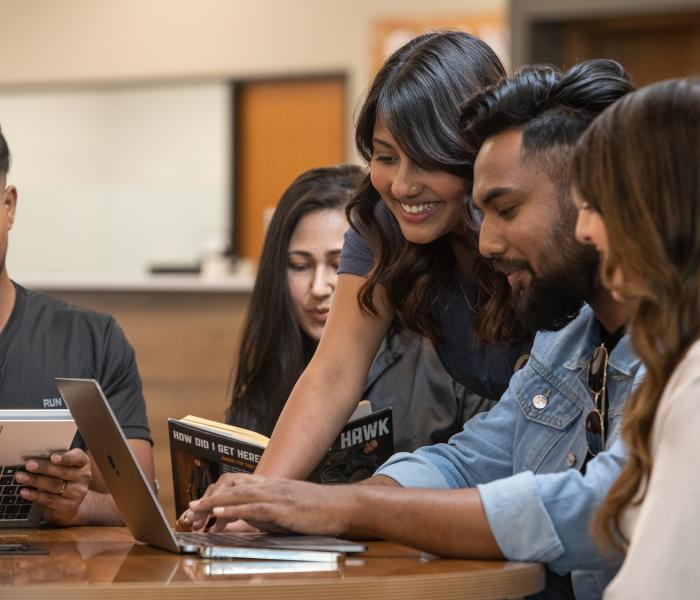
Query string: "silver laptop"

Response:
xmin=55 ymin=378 xmax=365 ymax=562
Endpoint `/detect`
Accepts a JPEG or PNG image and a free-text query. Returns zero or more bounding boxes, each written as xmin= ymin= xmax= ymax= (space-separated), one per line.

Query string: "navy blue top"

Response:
xmin=339 ymin=202 xmax=531 ymax=400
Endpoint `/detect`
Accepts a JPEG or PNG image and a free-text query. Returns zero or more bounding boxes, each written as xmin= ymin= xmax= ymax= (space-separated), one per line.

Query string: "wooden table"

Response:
xmin=0 ymin=527 xmax=544 ymax=599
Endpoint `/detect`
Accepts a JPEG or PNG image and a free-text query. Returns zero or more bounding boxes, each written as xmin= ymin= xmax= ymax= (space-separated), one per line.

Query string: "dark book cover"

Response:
xmin=168 ymin=419 xmax=264 ymax=517
xmin=309 ymin=407 xmax=394 ymax=484
xmin=168 ymin=407 xmax=393 ymax=518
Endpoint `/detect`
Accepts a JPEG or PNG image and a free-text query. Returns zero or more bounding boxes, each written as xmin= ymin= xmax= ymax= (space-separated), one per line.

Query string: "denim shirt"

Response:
xmin=375 ymin=304 xmax=644 ymax=600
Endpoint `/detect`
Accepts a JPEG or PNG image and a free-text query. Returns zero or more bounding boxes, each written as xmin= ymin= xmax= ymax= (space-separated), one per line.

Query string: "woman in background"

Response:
xmin=573 ymin=78 xmax=700 ymax=599
xmin=226 ymin=164 xmax=487 ymax=452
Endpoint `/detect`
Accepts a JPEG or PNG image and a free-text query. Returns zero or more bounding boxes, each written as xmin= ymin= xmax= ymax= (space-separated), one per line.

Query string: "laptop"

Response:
xmin=55 ymin=378 xmax=366 ymax=562
xmin=112 ymin=544 xmax=340 ymax=583
xmin=0 ymin=409 xmax=76 ymax=528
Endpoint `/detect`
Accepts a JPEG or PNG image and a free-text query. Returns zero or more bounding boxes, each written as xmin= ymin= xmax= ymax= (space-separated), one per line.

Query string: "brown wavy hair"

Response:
xmin=572 ymin=79 xmax=700 ymax=552
xmin=348 ymin=30 xmax=518 ymax=343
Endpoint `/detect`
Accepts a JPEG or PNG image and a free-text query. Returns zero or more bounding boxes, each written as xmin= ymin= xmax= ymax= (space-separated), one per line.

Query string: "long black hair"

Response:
xmin=347 ymin=30 xmax=517 ymax=343
xmin=226 ymin=165 xmax=364 ymax=434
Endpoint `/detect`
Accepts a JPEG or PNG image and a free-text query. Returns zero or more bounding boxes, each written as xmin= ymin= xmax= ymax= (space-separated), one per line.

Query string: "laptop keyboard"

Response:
xmin=0 ymin=466 xmax=32 ymax=521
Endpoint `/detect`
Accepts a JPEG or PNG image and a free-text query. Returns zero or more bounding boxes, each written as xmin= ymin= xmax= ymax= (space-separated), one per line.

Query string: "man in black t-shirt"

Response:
xmin=0 ymin=128 xmax=154 ymax=526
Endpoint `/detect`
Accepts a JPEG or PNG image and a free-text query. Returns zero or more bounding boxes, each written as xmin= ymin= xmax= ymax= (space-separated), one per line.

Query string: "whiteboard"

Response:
xmin=0 ymin=82 xmax=231 ymax=275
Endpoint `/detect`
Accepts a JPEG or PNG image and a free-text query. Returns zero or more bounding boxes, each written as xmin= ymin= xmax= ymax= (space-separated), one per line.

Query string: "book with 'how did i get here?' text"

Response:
xmin=168 ymin=403 xmax=393 ymax=518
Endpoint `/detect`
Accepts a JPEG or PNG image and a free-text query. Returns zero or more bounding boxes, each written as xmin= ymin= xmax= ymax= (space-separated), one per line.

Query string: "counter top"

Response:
xmin=12 ymin=272 xmax=256 ymax=293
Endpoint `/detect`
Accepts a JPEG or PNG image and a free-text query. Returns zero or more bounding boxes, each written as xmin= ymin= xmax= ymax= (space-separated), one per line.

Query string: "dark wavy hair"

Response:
xmin=226 ymin=165 xmax=364 ymax=435
xmin=347 ymin=30 xmax=515 ymax=343
xmin=460 ymin=59 xmax=635 ymax=206
xmin=575 ymin=79 xmax=700 ymax=553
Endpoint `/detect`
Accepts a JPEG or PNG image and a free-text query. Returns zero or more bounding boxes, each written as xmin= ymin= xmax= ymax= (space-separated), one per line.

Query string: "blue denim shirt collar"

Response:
xmin=562 ymin=304 xmax=636 ymax=378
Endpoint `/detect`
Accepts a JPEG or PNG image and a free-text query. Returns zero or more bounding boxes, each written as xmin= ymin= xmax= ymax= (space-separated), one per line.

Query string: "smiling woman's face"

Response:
xmin=369 ymin=119 xmax=468 ymax=244
xmin=287 ymin=208 xmax=348 ymax=340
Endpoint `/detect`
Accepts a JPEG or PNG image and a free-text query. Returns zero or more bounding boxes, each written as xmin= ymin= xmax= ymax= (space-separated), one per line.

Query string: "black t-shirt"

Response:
xmin=338 ymin=202 xmax=531 ymax=400
xmin=0 ymin=282 xmax=152 ymax=444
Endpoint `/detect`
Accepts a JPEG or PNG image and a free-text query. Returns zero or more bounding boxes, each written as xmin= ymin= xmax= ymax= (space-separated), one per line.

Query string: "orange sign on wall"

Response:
xmin=372 ymin=13 xmax=509 ymax=76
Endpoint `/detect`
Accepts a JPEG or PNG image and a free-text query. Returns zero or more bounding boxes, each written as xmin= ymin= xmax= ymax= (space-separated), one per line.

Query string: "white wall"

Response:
xmin=0 ymin=0 xmax=504 ymax=155
xmin=2 ymin=83 xmax=230 ymax=273
xmin=0 ymin=0 xmax=504 ymax=275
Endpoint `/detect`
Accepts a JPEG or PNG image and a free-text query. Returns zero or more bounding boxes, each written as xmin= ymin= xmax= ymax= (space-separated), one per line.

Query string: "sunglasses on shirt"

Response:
xmin=586 ymin=343 xmax=609 ymax=457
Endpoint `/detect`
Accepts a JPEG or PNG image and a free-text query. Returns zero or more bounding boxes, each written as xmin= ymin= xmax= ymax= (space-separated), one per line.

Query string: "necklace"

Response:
xmin=458 ymin=276 xmax=481 ymax=313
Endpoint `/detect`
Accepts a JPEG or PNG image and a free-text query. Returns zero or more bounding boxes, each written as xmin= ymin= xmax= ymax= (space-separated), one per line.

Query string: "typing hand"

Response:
xmin=15 ymin=449 xmax=92 ymax=526
xmin=187 ymin=473 xmax=352 ymax=536
xmin=222 ymin=518 xmax=260 ymax=533
xmin=176 ymin=472 xmax=256 ymax=532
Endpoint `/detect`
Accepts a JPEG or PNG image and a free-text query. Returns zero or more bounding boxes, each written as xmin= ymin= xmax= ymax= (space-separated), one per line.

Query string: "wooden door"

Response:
xmin=234 ymin=77 xmax=346 ymax=263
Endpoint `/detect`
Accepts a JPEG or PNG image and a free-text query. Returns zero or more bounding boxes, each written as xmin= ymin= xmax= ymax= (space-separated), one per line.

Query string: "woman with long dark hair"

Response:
xmin=572 ymin=78 xmax=700 ymax=598
xmin=248 ymin=30 xmax=531 ymax=481
xmin=226 ymin=164 xmax=485 ymax=452
xmin=226 ymin=165 xmax=361 ymax=435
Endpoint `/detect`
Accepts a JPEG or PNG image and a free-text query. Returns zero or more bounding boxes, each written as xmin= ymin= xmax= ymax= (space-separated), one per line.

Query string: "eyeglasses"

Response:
xmin=586 ymin=343 xmax=609 ymax=456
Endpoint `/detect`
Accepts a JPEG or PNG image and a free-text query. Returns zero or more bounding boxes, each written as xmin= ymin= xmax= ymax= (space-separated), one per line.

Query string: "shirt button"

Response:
xmin=566 ymin=453 xmax=576 ymax=467
xmin=532 ymin=394 xmax=548 ymax=409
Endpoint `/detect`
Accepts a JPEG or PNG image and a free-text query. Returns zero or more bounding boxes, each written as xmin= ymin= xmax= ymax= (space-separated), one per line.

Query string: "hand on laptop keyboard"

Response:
xmin=175 ymin=472 xmax=269 ymax=533
xmin=185 ymin=473 xmax=351 ymax=537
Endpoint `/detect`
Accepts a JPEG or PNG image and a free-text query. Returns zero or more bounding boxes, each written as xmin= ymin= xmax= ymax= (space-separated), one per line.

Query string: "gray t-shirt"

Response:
xmin=0 ymin=283 xmax=152 ymax=445
xmin=339 ymin=202 xmax=530 ymax=400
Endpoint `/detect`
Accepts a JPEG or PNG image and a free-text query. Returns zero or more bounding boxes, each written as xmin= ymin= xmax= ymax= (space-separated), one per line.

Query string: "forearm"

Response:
xmin=343 ymin=485 xmax=503 ymax=559
xmin=257 ymin=274 xmax=390 ymax=480
xmin=70 ymin=490 xmax=124 ymax=526
xmin=257 ymin=367 xmax=361 ymax=479
xmin=188 ymin=473 xmax=501 ymax=557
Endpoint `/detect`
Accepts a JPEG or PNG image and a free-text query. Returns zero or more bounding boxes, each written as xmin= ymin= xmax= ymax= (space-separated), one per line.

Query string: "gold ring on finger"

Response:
xmin=57 ymin=480 xmax=69 ymax=497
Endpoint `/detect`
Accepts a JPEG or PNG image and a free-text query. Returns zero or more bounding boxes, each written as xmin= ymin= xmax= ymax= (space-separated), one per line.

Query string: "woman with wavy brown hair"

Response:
xmin=224 ymin=164 xmax=485 ymax=452
xmin=572 ymin=78 xmax=700 ymax=599
xmin=248 ymin=30 xmax=531 ymax=482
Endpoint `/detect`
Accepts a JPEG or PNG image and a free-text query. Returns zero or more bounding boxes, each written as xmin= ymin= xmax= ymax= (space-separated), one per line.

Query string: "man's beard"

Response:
xmin=495 ymin=237 xmax=600 ymax=333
